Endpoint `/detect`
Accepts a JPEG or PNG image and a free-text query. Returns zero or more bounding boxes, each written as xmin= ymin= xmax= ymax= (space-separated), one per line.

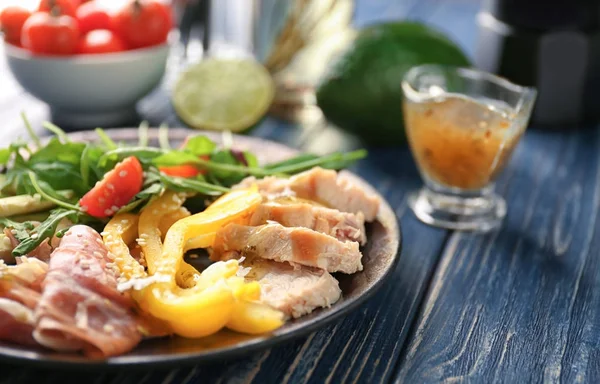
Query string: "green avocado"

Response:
xmin=315 ymin=22 xmax=471 ymax=146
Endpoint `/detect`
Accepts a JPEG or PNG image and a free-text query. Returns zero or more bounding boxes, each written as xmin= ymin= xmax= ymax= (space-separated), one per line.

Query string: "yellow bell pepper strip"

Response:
xmin=159 ymin=207 xmax=191 ymax=241
xmin=137 ymin=190 xmax=200 ymax=288
xmin=178 ymin=186 xmax=259 ymax=284
xmin=102 ymin=213 xmax=146 ymax=280
xmin=135 ymin=188 xmax=264 ymax=338
xmin=139 ymin=194 xmax=197 ymax=288
xmin=226 ymin=300 xmax=286 ymax=335
xmin=150 ymin=186 xmax=261 ymax=283
xmin=223 ymin=270 xmax=285 ymax=335
xmin=138 ymin=260 xmax=240 ymax=338
xmin=138 ymin=190 xmax=185 ymax=275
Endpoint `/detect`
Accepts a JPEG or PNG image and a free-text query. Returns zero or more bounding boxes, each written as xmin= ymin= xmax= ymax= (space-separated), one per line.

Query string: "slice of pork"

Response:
xmin=235 ymin=167 xmax=380 ymax=221
xmin=211 ymin=222 xmax=363 ymax=274
xmin=0 ymin=257 xmax=48 ymax=346
xmin=240 ymin=258 xmax=342 ymax=318
xmin=0 ymin=299 xmax=38 ymax=346
xmin=33 ymin=225 xmax=142 ymax=358
xmin=249 ymin=199 xmax=367 ymax=245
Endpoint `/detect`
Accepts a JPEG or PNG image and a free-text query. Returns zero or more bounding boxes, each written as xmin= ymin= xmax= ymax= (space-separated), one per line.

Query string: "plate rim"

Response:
xmin=0 ymin=127 xmax=402 ymax=370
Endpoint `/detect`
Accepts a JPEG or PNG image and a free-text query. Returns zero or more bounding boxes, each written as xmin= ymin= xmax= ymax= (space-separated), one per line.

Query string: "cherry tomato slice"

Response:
xmin=38 ymin=0 xmax=78 ymax=17
xmin=0 ymin=6 xmax=31 ymax=46
xmin=158 ymin=154 xmax=209 ymax=178
xmin=21 ymin=11 xmax=80 ymax=55
xmin=111 ymin=0 xmax=173 ymax=49
xmin=78 ymin=29 xmax=126 ymax=54
xmin=76 ymin=1 xmax=111 ymax=35
xmin=80 ymin=156 xmax=144 ymax=218
xmin=159 ymin=165 xmax=201 ymax=178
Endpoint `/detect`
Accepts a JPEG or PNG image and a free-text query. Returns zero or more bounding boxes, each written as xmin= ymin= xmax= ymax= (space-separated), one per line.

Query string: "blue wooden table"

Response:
xmin=2 ymin=0 xmax=599 ymax=383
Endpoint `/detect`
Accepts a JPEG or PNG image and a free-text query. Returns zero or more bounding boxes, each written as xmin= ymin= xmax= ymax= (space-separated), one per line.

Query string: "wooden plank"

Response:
xmin=394 ymin=127 xmax=600 ymax=382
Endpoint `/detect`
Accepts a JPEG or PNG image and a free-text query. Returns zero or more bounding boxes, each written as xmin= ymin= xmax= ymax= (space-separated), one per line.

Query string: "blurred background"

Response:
xmin=0 ymin=0 xmax=595 ymax=149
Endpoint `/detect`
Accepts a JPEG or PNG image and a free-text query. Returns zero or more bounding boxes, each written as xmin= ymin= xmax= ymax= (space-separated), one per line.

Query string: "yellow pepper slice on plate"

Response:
xmin=103 ymin=213 xmax=146 ymax=280
xmin=226 ymin=300 xmax=286 ymax=335
xmin=159 ymin=207 xmax=191 ymax=241
xmin=150 ymin=186 xmax=261 ymax=281
xmin=137 ymin=191 xmax=200 ymax=288
xmin=136 ymin=187 xmax=270 ymax=338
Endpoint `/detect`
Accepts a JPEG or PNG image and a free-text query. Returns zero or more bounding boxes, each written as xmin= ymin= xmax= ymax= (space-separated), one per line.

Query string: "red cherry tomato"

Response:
xmin=76 ymin=1 xmax=111 ymax=35
xmin=0 ymin=6 xmax=32 ymax=46
xmin=78 ymin=29 xmax=125 ymax=54
xmin=159 ymin=165 xmax=202 ymax=178
xmin=79 ymin=156 xmax=144 ymax=218
xmin=21 ymin=11 xmax=80 ymax=55
xmin=38 ymin=0 xmax=79 ymax=17
xmin=158 ymin=154 xmax=210 ymax=178
xmin=111 ymin=0 xmax=173 ymax=49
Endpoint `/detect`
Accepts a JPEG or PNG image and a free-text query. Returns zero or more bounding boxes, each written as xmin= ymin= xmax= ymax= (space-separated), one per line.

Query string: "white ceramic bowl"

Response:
xmin=4 ymin=43 xmax=170 ymax=128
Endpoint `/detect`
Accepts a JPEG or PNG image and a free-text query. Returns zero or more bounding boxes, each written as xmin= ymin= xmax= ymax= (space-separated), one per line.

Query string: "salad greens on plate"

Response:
xmin=0 ymin=114 xmax=367 ymax=257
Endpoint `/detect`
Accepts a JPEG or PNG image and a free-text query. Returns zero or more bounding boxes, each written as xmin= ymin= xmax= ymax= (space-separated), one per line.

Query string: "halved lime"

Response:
xmin=172 ymin=58 xmax=276 ymax=133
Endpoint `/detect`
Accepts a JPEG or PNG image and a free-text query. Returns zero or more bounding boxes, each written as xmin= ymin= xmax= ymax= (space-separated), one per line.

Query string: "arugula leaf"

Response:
xmin=0 ymin=217 xmax=35 ymax=241
xmin=263 ymin=150 xmax=368 ymax=175
xmin=98 ymin=147 xmax=164 ymax=168
xmin=158 ymin=124 xmax=171 ymax=150
xmin=138 ymin=120 xmax=149 ymax=147
xmin=80 ymin=144 xmax=101 ymax=188
xmin=263 ymin=154 xmax=319 ymax=170
xmin=42 ymin=122 xmax=70 ymax=143
xmin=184 ymin=135 xmax=216 ymax=156
xmin=152 ymin=150 xmax=199 ymax=167
xmin=244 ymin=151 xmax=259 ymax=168
xmin=0 ymin=148 xmax=10 ymax=166
xmin=159 ymin=173 xmax=229 ymax=196
xmin=21 ymin=111 xmax=41 ymax=149
xmin=29 ymin=163 xmax=86 ymax=195
xmin=28 ymin=138 xmax=85 ymax=166
xmin=26 ymin=172 xmax=81 ymax=212
xmin=95 ymin=128 xmax=117 ymax=150
xmin=117 ymin=182 xmax=165 ymax=213
xmin=209 ymin=149 xmax=249 ymax=184
xmin=11 ymin=209 xmax=78 ymax=256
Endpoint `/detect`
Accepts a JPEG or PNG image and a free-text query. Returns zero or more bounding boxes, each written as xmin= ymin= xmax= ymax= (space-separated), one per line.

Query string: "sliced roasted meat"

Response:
xmin=212 ymin=222 xmax=363 ymax=274
xmin=250 ymin=199 xmax=367 ymax=244
xmin=33 ymin=225 xmax=142 ymax=358
xmin=240 ymin=258 xmax=341 ymax=318
xmin=235 ymin=167 xmax=380 ymax=221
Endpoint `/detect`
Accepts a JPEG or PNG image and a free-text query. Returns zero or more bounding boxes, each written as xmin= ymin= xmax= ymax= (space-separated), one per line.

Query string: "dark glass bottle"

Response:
xmin=474 ymin=0 xmax=600 ymax=127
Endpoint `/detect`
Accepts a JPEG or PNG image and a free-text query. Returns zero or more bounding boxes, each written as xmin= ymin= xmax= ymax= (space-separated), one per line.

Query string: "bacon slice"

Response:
xmin=0 ymin=257 xmax=47 ymax=346
xmin=0 ymin=299 xmax=37 ymax=346
xmin=33 ymin=225 xmax=142 ymax=358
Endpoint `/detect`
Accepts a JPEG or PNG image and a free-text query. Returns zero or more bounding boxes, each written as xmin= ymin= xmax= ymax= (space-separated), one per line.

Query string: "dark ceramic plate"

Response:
xmin=0 ymin=128 xmax=401 ymax=370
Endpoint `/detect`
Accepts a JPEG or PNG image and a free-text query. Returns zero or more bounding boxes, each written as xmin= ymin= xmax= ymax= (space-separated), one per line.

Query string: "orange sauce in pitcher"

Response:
xmin=403 ymin=95 xmax=523 ymax=190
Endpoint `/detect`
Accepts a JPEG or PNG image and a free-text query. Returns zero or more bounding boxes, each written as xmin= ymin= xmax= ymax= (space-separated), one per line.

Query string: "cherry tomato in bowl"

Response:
xmin=0 ymin=6 xmax=32 ymax=46
xmin=111 ymin=0 xmax=174 ymax=49
xmin=78 ymin=29 xmax=126 ymax=54
xmin=38 ymin=0 xmax=79 ymax=18
xmin=21 ymin=11 xmax=80 ymax=55
xmin=76 ymin=2 xmax=111 ymax=35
